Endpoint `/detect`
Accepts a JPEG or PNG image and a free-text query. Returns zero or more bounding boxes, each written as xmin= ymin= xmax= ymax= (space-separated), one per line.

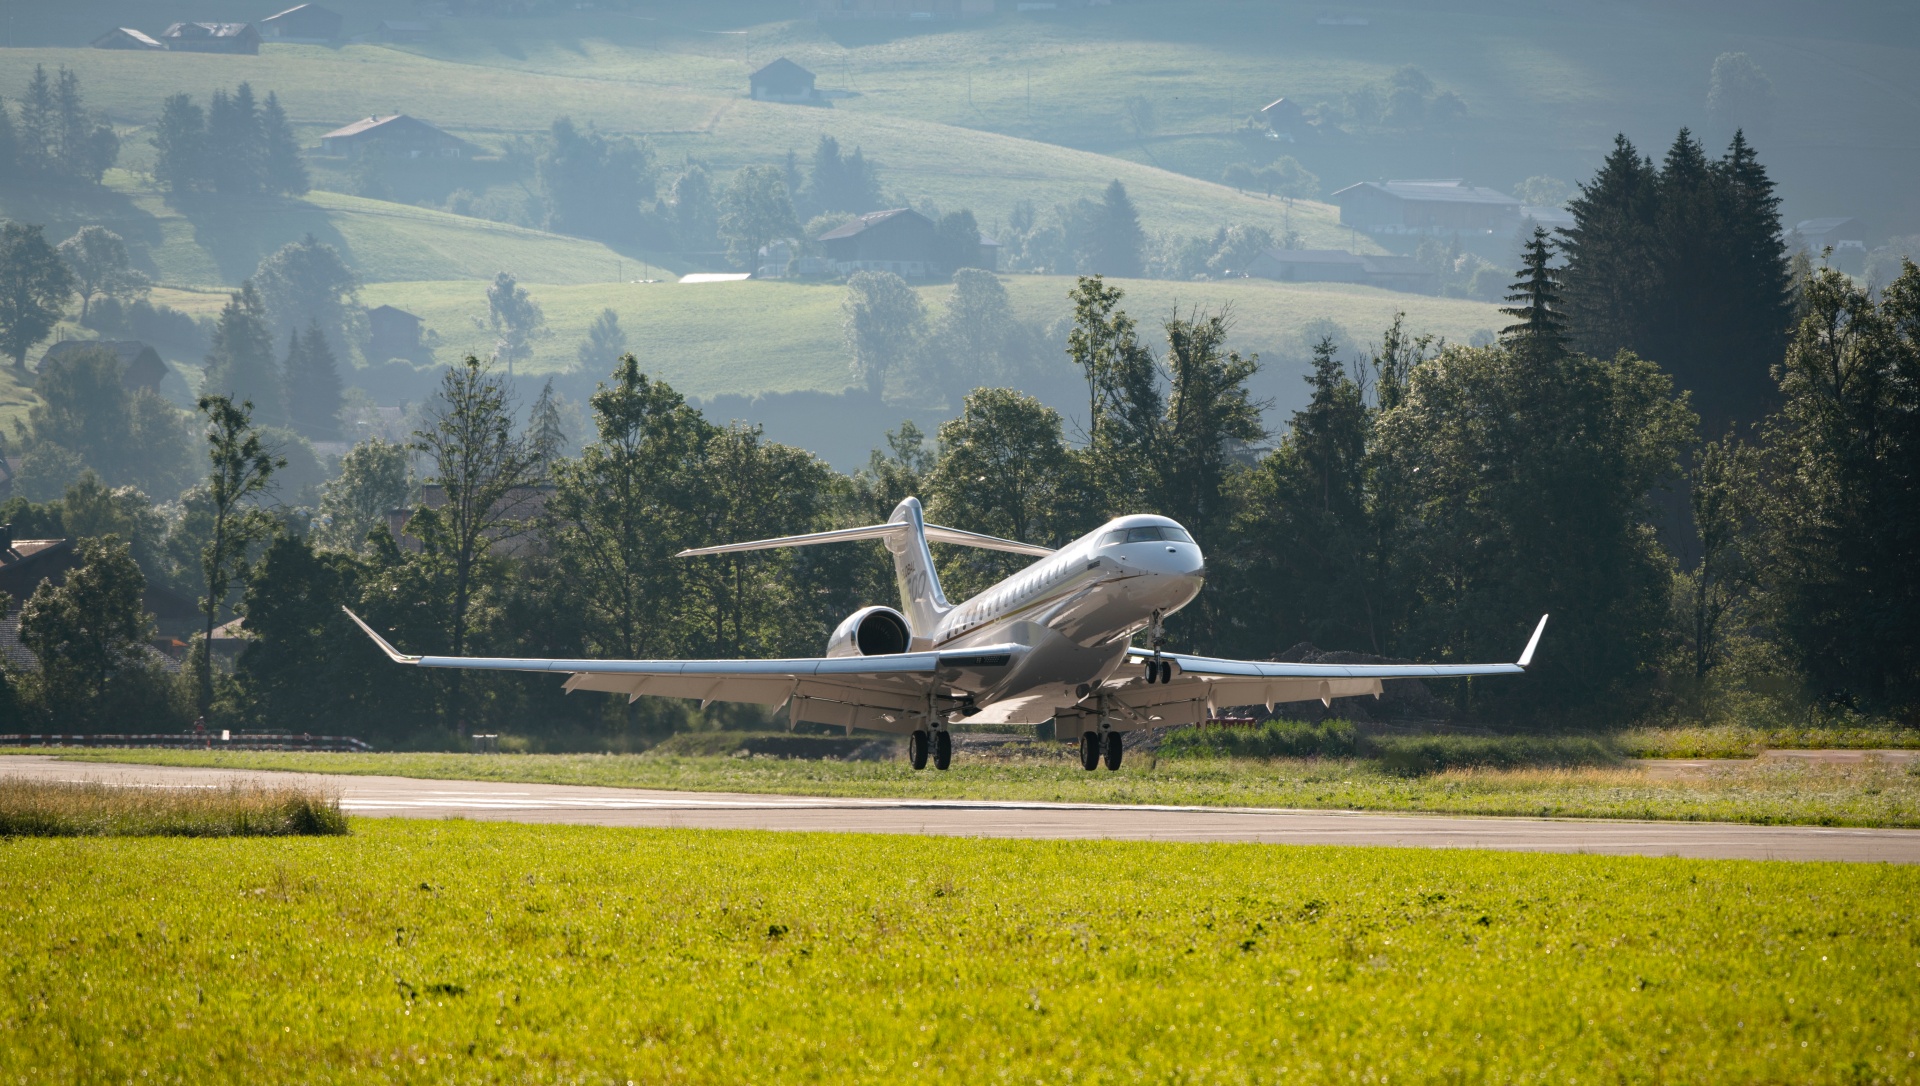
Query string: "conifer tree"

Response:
xmin=1559 ymin=134 xmax=1659 ymax=358
xmin=16 ymin=67 xmax=55 ymax=179
xmin=284 ymin=320 xmax=343 ymax=440
xmin=527 ymin=378 xmax=569 ymax=473
xmin=1500 ymin=228 xmax=1568 ymax=360
xmin=578 ymin=308 xmax=626 ymax=369
xmin=0 ymin=95 xmax=18 ymax=185
xmin=259 ymin=91 xmax=309 ymax=196
xmin=206 ymin=84 xmax=263 ymax=196
xmin=151 ymin=93 xmax=207 ymax=194
xmin=53 ymin=67 xmax=116 ymax=184
xmin=203 ymin=284 xmax=284 ymax=426
xmin=1091 ymin=180 xmax=1145 ymax=278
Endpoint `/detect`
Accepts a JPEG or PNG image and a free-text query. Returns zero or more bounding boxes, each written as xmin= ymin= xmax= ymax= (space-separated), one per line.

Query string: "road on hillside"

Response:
xmin=7 ymin=755 xmax=1917 ymax=863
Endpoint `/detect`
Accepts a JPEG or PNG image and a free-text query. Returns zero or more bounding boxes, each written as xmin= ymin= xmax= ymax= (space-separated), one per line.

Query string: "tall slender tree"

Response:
xmin=203 ymin=284 xmax=283 ymax=426
xmin=1500 ymin=227 xmax=1569 ymax=360
xmin=259 ymin=91 xmax=309 ymax=196
xmin=193 ymin=394 xmax=284 ymax=716
xmin=284 ymin=320 xmax=344 ymax=440
xmin=1558 ymin=135 xmax=1659 ymax=359
xmin=151 ymin=93 xmax=207 ymax=194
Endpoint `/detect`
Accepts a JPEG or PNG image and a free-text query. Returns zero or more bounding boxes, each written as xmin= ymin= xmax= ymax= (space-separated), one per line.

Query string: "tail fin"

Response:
xmin=884 ymin=497 xmax=949 ymax=636
xmin=675 ymin=496 xmax=1052 ymax=638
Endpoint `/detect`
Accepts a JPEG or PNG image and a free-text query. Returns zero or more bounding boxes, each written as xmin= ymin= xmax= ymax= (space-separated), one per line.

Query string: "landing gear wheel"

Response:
xmin=933 ymin=729 xmax=952 ymax=770
xmin=1079 ymin=732 xmax=1100 ymax=771
xmin=909 ymin=730 xmax=929 ymax=770
xmin=1103 ymin=730 xmax=1124 ymax=771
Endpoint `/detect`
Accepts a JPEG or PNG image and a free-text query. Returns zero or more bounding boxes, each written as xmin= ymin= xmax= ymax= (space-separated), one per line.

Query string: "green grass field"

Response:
xmin=3 ymin=819 xmax=1915 ymax=1082
xmin=49 ymin=747 xmax=1920 ymax=829
xmin=354 ymin=273 xmax=1500 ymax=394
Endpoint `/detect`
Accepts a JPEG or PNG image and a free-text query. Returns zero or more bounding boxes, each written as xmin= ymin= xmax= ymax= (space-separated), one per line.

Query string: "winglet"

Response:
xmin=1517 ymin=614 xmax=1549 ymax=668
xmin=342 ymin=607 xmax=420 ymax=664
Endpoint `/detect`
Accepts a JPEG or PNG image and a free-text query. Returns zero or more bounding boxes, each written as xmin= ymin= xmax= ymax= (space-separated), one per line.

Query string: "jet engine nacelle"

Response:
xmin=826 ymin=605 xmax=913 ymax=658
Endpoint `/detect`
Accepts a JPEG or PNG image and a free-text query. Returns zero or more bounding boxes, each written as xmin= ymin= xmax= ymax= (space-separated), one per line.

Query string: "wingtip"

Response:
xmin=341 ymin=606 xmax=420 ymax=664
xmin=1517 ymin=613 xmax=1550 ymax=668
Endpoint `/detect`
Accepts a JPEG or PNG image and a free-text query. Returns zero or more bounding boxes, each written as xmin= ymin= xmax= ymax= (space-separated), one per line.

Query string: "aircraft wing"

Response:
xmin=343 ymin=608 xmax=1020 ymax=734
xmin=1104 ymin=615 xmax=1548 ymax=728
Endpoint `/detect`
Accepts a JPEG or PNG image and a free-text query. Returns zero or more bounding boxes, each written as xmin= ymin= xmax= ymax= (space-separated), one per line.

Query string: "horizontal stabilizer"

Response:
xmin=677 ymin=521 xmax=1052 ymax=558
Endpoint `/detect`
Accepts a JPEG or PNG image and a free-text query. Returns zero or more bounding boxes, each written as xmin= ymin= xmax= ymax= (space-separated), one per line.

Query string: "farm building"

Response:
xmin=812 ymin=0 xmax=995 ymax=16
xmin=817 ymin=209 xmax=944 ymax=278
xmin=159 ymin=22 xmax=262 ymax=54
xmin=90 ymin=28 xmax=167 ymax=50
xmin=320 ymin=115 xmax=474 ymax=159
xmin=365 ymin=305 xmax=424 ymax=360
xmin=39 ymin=340 xmax=171 ymax=394
xmin=1258 ymin=97 xmax=1304 ymax=133
xmin=260 ymin=3 xmax=343 ymax=42
xmin=1793 ymin=217 xmax=1871 ymax=256
xmin=1332 ymin=179 xmax=1521 ymax=236
xmin=750 ymin=58 xmax=818 ymax=103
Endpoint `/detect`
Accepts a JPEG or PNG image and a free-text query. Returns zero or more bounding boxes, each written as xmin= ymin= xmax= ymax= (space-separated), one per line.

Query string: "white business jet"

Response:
xmin=347 ymin=497 xmax=1547 ymax=771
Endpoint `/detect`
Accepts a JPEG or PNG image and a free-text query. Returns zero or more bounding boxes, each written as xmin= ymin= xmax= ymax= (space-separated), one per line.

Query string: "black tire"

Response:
xmin=1079 ymin=732 xmax=1099 ymax=771
xmin=909 ymin=730 xmax=929 ymax=770
xmin=1103 ymin=730 xmax=1124 ymax=770
xmin=1158 ymin=661 xmax=1173 ymax=684
xmin=933 ymin=729 xmax=952 ymax=770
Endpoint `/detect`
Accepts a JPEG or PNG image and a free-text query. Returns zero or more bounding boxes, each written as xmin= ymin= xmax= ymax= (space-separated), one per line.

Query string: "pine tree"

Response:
xmin=1091 ymin=180 xmax=1145 ymax=278
xmin=578 ymin=308 xmax=626 ymax=369
xmin=1500 ymin=228 xmax=1569 ymax=360
xmin=259 ymin=92 xmax=309 ymax=196
xmin=203 ymin=283 xmax=284 ymax=426
xmin=16 ymin=67 xmax=55 ymax=180
xmin=151 ymin=93 xmax=207 ymax=194
xmin=206 ymin=85 xmax=263 ymax=195
xmin=527 ymin=378 xmax=569 ymax=473
xmin=1559 ymin=134 xmax=1659 ymax=358
xmin=1710 ymin=130 xmax=1792 ymax=426
xmin=0 ymin=95 xmax=18 ymax=185
xmin=53 ymin=67 xmax=115 ymax=184
xmin=284 ymin=320 xmax=343 ymax=440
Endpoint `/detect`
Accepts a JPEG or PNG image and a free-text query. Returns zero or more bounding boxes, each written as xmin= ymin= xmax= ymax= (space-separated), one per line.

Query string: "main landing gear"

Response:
xmin=1080 ymin=730 xmax=1124 ymax=771
xmin=908 ymin=729 xmax=953 ymax=771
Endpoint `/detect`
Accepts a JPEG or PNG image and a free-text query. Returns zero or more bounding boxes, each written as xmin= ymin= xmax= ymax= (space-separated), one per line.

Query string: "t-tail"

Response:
xmin=675 ymin=496 xmax=1053 ymax=641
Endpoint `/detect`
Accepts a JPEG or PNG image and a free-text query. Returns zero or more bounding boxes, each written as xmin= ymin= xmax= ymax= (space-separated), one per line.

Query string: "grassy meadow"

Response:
xmin=50 ymin=746 xmax=1920 ymax=829
xmin=354 ymin=274 xmax=1501 ymax=396
xmin=2 ymin=818 xmax=1915 ymax=1082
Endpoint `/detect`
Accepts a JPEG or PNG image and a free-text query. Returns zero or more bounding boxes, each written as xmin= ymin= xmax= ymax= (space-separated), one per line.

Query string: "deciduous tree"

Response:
xmin=0 ymin=221 xmax=74 ymax=370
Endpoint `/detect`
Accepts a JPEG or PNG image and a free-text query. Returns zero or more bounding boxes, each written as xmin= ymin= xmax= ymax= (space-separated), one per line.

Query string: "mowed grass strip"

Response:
xmin=50 ymin=748 xmax=1920 ymax=828
xmin=1 ymin=820 xmax=1914 ymax=1083
xmin=0 ymin=777 xmax=347 ymax=838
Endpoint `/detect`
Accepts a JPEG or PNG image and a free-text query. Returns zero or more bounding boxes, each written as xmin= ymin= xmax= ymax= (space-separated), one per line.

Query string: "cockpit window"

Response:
xmin=1099 ymin=529 xmax=1128 ymax=546
xmin=1125 ymin=526 xmax=1165 ymax=542
xmin=1163 ymin=526 xmax=1194 ymax=543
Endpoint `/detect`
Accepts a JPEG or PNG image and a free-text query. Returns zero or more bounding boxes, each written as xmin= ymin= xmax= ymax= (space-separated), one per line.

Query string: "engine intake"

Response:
xmin=826 ymin=606 xmax=913 ymax=658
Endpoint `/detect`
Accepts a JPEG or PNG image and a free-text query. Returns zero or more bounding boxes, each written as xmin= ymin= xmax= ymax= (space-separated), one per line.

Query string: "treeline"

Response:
xmin=7 ymin=252 xmax=1914 ymax=743
xmin=0 ymin=66 xmax=119 ymax=189
xmin=152 ymin=83 xmax=309 ymax=198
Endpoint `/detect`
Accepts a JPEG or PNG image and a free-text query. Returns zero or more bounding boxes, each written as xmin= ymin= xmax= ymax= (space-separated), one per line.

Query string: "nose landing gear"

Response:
xmin=1142 ymin=610 xmax=1173 ymax=685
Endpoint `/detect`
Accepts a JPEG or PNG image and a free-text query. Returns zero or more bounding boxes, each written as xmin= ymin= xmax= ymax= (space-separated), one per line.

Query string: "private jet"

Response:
xmin=347 ymin=497 xmax=1547 ymax=771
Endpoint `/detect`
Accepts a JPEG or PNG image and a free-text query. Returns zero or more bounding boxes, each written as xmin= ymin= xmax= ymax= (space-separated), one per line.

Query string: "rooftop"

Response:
xmin=1333 ymin=179 xmax=1521 ymax=207
xmin=752 ymin=57 xmax=815 ymax=81
xmin=816 ymin=208 xmax=928 ymax=240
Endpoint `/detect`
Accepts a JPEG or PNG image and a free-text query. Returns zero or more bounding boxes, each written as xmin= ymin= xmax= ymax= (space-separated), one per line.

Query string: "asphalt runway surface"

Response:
xmin=7 ymin=755 xmax=1918 ymax=863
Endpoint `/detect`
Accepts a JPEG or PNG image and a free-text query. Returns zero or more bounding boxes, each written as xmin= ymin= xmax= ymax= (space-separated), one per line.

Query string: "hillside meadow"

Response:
xmin=3 ymin=819 xmax=1915 ymax=1083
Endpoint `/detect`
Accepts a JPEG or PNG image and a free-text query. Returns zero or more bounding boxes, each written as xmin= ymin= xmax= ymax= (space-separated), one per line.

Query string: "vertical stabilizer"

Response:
xmin=887 ymin=497 xmax=950 ymax=637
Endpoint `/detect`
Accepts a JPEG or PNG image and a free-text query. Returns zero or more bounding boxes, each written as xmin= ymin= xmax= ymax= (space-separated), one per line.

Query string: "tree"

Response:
xmin=1707 ymin=52 xmax=1774 ymax=133
xmin=1256 ymin=157 xmax=1319 ymax=200
xmin=485 ymin=272 xmax=544 ymax=375
xmin=1499 ymin=227 xmax=1569 ymax=360
xmin=665 ymin=163 xmax=719 ymax=251
xmin=549 ymin=356 xmax=714 ymax=662
xmin=205 ymin=85 xmax=261 ymax=196
xmin=51 ymin=67 xmax=117 ymax=185
xmin=151 ymin=93 xmax=207 ymax=194
xmin=1513 ymin=175 xmax=1573 ymax=208
xmin=410 ymin=356 xmax=542 ymax=703
xmin=58 ymin=226 xmax=147 ymax=323
xmin=235 ymin=535 xmax=368 ymax=730
xmin=259 ymin=91 xmax=309 ymax=196
xmin=1154 ymin=309 xmax=1264 ymax=543
xmin=538 ymin=117 xmax=654 ymax=240
xmin=203 ymin=284 xmax=283 ymax=427
xmin=0 ymin=221 xmax=74 ymax=370
xmin=930 ymin=268 xmax=1018 ymax=400
xmin=934 ymin=209 xmax=986 ymax=275
xmin=252 ymin=234 xmax=358 ymax=358
xmin=314 ymin=438 xmax=410 ymax=554
xmin=578 ymin=307 xmax=626 ymax=369
xmin=20 ymin=535 xmax=151 ymax=724
xmin=1558 ymin=135 xmax=1660 ymax=360
xmin=718 ymin=165 xmax=799 ymax=270
xmin=17 ymin=344 xmax=192 ymax=498
xmin=193 ymin=394 xmax=284 ymax=717
xmin=842 ymin=270 xmax=926 ymax=400
xmin=1758 ymin=262 xmax=1920 ymax=707
xmin=1087 ymin=180 xmax=1144 ymax=278
xmin=16 ymin=67 xmax=55 ymax=179
xmin=804 ymin=136 xmax=881 ymax=215
xmin=1683 ymin=433 xmax=1758 ymax=686
xmin=0 ymin=95 xmax=19 ymax=186
xmin=284 ymin=320 xmax=344 ymax=440
xmin=1065 ymin=275 xmax=1157 ymax=467
xmin=527 ymin=378 xmax=570 ymax=472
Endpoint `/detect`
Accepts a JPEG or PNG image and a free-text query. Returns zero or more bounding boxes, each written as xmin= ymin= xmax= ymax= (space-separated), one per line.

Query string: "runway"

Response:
xmin=7 ymin=755 xmax=1917 ymax=863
